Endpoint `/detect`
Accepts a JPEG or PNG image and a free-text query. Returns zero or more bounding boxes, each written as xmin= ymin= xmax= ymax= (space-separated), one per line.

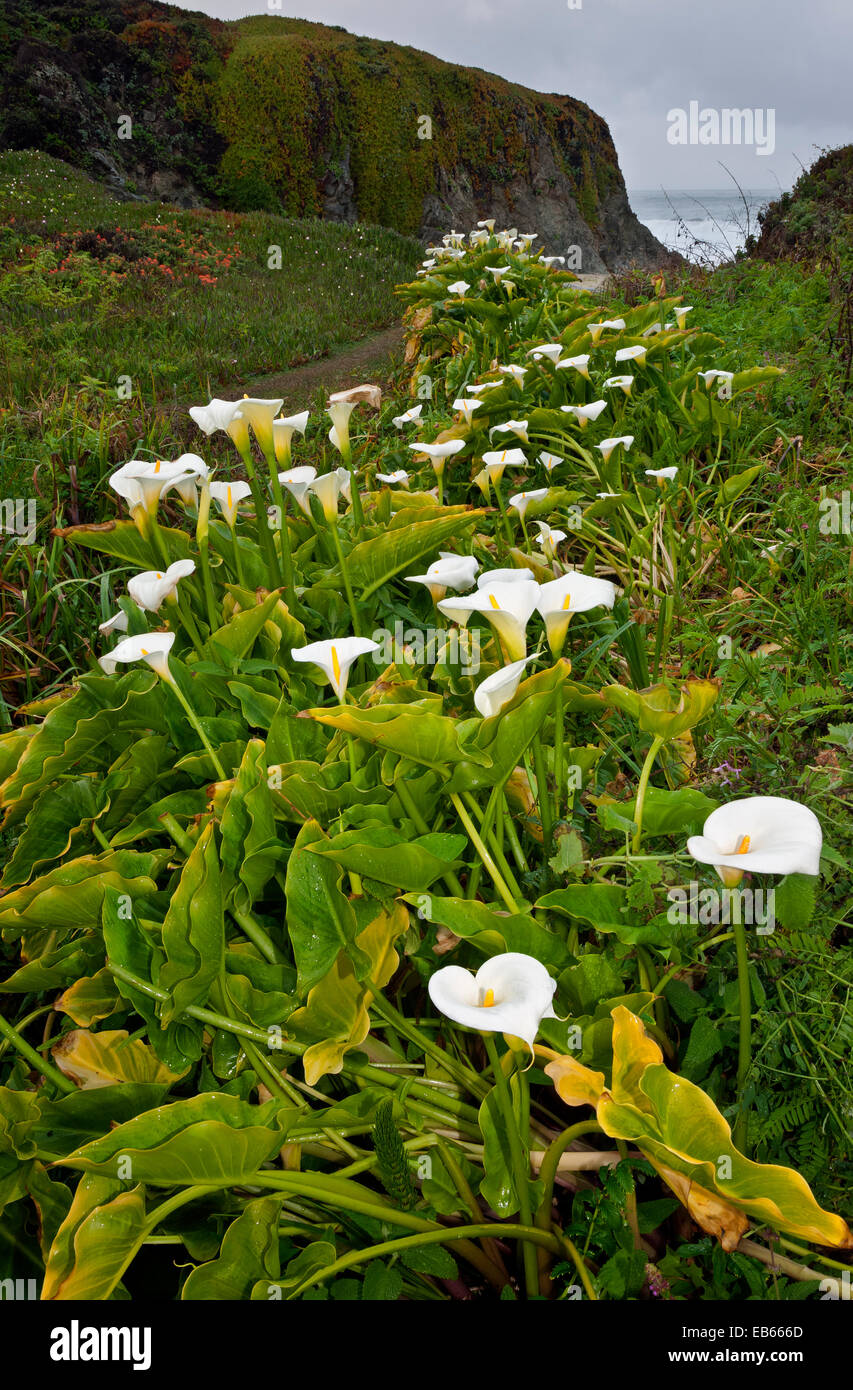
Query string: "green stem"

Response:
xmin=251 ymin=1171 xmax=508 ymax=1288
xmin=531 ymin=734 xmax=554 ymax=854
xmin=169 ymin=594 xmax=205 ymax=656
xmin=501 ymin=792 xmax=529 ymax=874
xmin=330 ymin=522 xmax=362 ymax=637
xmin=493 ymin=478 xmax=513 ymax=544
xmin=616 ymin=1138 xmax=642 ymax=1249
xmin=483 ymin=1034 xmax=539 ymax=1299
xmin=450 ymin=792 xmax=518 ymax=912
xmin=732 ymin=914 xmax=752 ymax=1152
xmin=0 ymin=1012 xmax=77 ymax=1093
xmin=106 ymin=963 xmax=480 ymax=1125
xmin=284 ymin=1222 xmax=570 ymax=1300
xmin=238 ymin=446 xmax=279 ymax=586
xmin=631 ymin=734 xmax=665 ymax=853
xmin=370 ymin=990 xmax=488 ymax=1101
xmin=230 ymin=528 xmax=247 ymax=588
xmin=553 ymin=684 xmax=565 ymax=822
xmin=393 ymin=778 xmax=465 ymax=897
xmin=230 ymin=904 xmax=282 ymax=965
xmin=198 ymin=542 xmax=219 ymax=629
xmin=265 ymin=449 xmax=294 ymax=600
xmin=165 ymin=678 xmax=226 ymax=780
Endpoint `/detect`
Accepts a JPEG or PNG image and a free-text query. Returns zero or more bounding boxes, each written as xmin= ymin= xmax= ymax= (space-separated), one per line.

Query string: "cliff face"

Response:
xmin=0 ymin=1 xmax=671 ymax=271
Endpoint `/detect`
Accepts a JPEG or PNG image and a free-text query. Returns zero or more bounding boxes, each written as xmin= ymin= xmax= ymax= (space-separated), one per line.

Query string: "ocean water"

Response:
xmin=629 ymin=188 xmax=781 ymax=264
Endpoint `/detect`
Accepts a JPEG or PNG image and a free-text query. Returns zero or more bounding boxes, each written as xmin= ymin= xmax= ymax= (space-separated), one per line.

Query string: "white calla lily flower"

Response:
xmin=588 ymin=319 xmax=625 ymax=344
xmin=641 ymin=322 xmax=662 ymax=337
xmin=481 ymin=447 xmax=527 ymax=483
xmin=541 ymin=255 xmax=566 ymax=267
xmin=106 ymin=631 xmax=176 ymax=682
xmin=277 ymin=465 xmax=317 ymax=516
xmin=596 ymin=436 xmax=634 ymax=462
xmin=109 ymin=462 xmax=147 ymax=520
xmin=375 ymin=470 xmax=410 ymax=488
xmin=533 ymin=521 xmax=567 ymax=560
xmin=272 ymin=411 xmax=310 ymax=466
xmin=508 ymin=488 xmax=549 ymax=519
xmin=556 ymin=354 xmax=591 ymax=380
xmin=310 ymin=469 xmax=351 ymax=522
xmin=428 ymin=953 xmax=558 ymax=1051
xmin=447 ymin=280 xmax=470 ymax=295
xmin=210 ymin=480 xmax=253 ymax=528
xmin=645 ymin=467 xmax=679 ymax=484
xmin=477 ymin=219 xmax=496 ymax=232
xmin=674 ymin=305 xmax=693 ymax=328
xmin=453 ymin=397 xmax=483 ymax=426
xmin=476 ymin=568 xmax=537 ymax=587
xmin=490 ymin=419 xmax=529 ymax=444
xmin=159 ymin=453 xmax=211 ymax=508
xmin=189 ymin=398 xmax=247 ymax=450
xmin=561 ymin=400 xmax=608 ymax=427
xmin=474 ymin=657 xmax=535 ymax=718
xmin=485 ymin=265 xmax=511 ymax=282
xmin=538 ymin=451 xmax=564 ymax=474
xmin=697 ymin=370 xmax=734 ymax=386
xmin=687 ymin=796 xmax=822 ymax=887
xmin=603 ymin=375 xmax=635 ymax=395
xmin=498 ymin=364 xmax=527 ymax=384
xmin=233 ymin=396 xmax=284 ymax=457
xmin=127 ymin=559 xmax=196 ymax=614
xmin=405 ymin=552 xmax=479 ymax=603
xmin=615 ymin=345 xmax=647 ymax=367
xmin=327 ymin=400 xmax=357 ymax=459
xmin=98 ymin=610 xmax=129 ymax=635
xmin=392 ymin=405 xmax=423 ymax=428
xmin=466 ymin=381 xmax=503 ymax=395
xmin=408 ymin=439 xmax=465 ymax=478
xmin=116 ymin=458 xmax=191 ymax=516
xmin=527 ymin=343 xmax=564 ymax=363
xmin=438 ymin=579 xmax=540 ymax=662
xmin=291 ymin=636 xmax=379 ymax=701
xmin=536 ymin=571 xmax=617 ymax=655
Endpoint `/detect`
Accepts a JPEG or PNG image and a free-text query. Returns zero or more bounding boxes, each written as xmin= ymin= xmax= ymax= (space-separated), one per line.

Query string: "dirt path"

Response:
xmin=222 ymin=272 xmax=610 ymax=409
xmin=243 ymin=323 xmax=405 ymax=410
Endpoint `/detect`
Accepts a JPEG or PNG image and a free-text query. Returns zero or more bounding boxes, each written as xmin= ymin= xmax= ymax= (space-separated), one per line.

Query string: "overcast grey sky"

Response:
xmin=170 ymin=0 xmax=851 ymax=190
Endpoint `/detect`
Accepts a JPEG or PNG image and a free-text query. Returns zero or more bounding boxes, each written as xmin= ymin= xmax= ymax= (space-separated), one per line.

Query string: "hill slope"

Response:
xmin=0 ymin=0 xmax=669 ymax=272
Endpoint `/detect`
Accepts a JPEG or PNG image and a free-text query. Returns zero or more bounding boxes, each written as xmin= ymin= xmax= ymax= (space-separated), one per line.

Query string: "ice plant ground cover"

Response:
xmin=0 ymin=219 xmax=851 ymax=1304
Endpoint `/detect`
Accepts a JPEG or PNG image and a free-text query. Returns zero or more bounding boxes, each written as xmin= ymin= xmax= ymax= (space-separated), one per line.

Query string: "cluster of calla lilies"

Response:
xmin=63 ymin=215 xmax=848 ymax=1291
xmin=429 ymin=794 xmax=823 ymax=1051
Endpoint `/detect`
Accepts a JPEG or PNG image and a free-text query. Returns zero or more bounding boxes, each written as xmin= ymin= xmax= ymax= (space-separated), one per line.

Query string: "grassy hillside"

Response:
xmin=0 ymin=148 xmax=420 ymax=415
xmin=749 ymin=144 xmax=853 ymax=262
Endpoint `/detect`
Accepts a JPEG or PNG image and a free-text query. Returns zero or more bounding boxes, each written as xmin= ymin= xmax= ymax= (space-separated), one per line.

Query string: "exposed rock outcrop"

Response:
xmin=0 ymin=0 xmax=673 ymax=270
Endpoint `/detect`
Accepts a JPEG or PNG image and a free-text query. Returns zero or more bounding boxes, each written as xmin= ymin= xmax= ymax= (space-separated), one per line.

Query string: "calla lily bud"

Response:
xmin=473 ymin=657 xmax=534 ymax=718
xmin=602 ymin=679 xmax=720 ymax=739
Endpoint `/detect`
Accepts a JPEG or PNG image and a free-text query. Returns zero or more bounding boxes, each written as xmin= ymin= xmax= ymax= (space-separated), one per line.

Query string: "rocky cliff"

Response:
xmin=0 ymin=1 xmax=671 ymax=272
